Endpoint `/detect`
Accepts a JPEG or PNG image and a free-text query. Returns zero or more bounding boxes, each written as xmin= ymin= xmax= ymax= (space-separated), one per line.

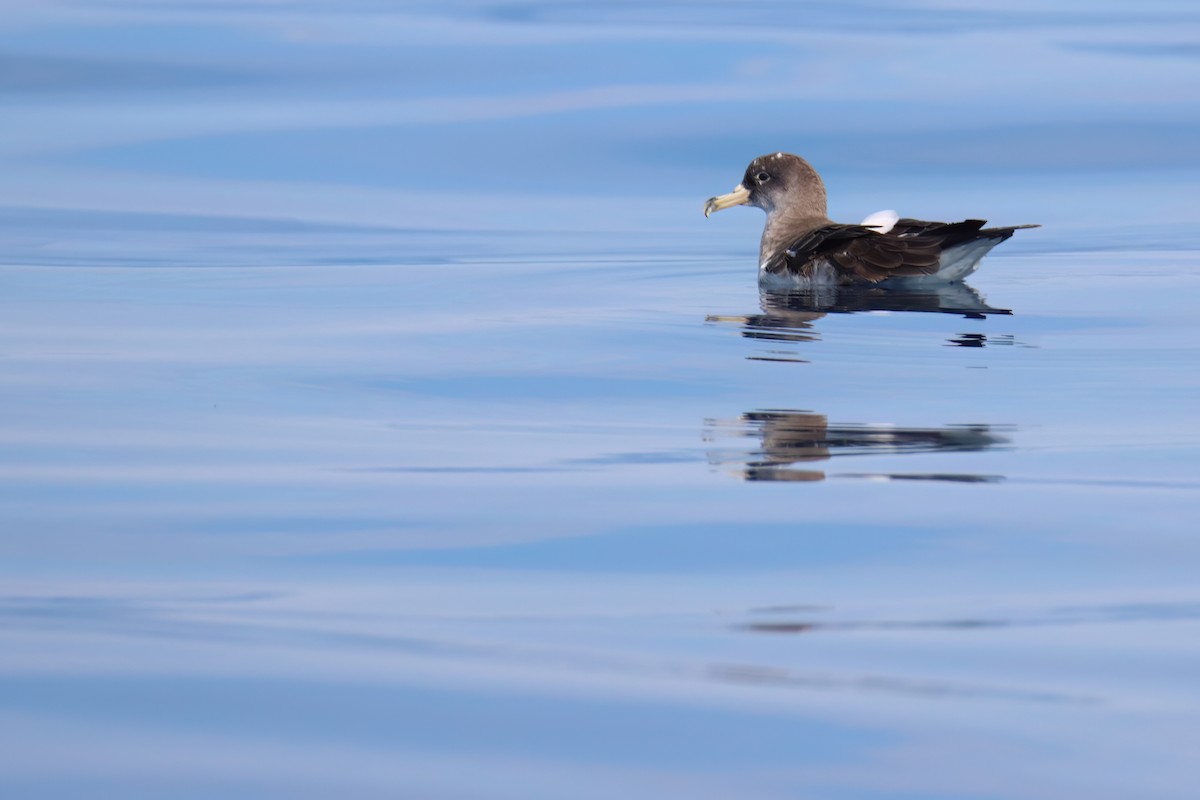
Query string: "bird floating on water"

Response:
xmin=704 ymin=152 xmax=1038 ymax=287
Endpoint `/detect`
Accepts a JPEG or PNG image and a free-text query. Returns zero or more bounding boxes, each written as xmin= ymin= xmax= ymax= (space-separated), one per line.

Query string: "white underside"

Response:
xmin=758 ymin=237 xmax=1004 ymax=288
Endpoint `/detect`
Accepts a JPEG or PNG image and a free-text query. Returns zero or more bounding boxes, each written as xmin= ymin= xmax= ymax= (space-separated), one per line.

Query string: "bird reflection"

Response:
xmin=706 ymin=282 xmax=1011 ymax=348
xmin=766 ymin=281 xmax=1011 ymax=316
xmin=705 ymin=409 xmax=1008 ymax=483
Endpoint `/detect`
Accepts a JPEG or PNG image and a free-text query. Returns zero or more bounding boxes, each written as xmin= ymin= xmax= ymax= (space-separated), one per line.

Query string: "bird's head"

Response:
xmin=704 ymin=152 xmax=827 ymax=218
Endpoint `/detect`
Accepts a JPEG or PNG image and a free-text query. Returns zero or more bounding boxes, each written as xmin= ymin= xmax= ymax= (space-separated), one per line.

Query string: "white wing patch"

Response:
xmin=861 ymin=209 xmax=899 ymax=233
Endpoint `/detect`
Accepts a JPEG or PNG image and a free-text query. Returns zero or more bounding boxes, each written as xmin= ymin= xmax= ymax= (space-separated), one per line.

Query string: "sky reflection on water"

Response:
xmin=3 ymin=2 xmax=1200 ymax=799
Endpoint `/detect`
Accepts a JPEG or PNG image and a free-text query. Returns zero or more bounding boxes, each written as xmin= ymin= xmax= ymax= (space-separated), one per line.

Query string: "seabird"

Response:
xmin=704 ymin=152 xmax=1038 ymax=286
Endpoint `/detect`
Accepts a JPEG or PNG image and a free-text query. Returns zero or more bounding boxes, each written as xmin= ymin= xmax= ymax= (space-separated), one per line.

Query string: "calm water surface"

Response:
xmin=3 ymin=2 xmax=1200 ymax=798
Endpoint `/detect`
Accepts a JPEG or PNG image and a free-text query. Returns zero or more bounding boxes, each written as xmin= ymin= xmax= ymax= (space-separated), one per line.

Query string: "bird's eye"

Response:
xmin=756 ymin=172 xmax=771 ymax=183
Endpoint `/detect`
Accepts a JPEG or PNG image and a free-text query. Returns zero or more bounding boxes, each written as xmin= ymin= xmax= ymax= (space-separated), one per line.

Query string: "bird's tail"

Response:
xmin=980 ymin=223 xmax=1041 ymax=239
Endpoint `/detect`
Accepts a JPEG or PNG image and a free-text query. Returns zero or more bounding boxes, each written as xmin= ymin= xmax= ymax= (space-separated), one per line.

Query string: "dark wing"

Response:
xmin=765 ymin=224 xmax=942 ymax=284
xmin=893 ymin=218 xmax=1040 ymax=242
xmin=767 ymin=219 xmax=1040 ymax=284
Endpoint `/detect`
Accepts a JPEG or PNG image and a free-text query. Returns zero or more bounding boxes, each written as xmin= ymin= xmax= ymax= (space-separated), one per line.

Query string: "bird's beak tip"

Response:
xmin=703 ymin=185 xmax=751 ymax=218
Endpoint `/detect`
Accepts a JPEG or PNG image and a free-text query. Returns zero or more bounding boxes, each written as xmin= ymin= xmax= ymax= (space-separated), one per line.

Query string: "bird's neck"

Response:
xmin=760 ymin=208 xmax=832 ymax=268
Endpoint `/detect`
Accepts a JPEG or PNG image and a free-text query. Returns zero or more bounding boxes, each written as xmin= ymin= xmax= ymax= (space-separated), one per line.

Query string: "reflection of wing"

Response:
xmin=759 ymin=282 xmax=1011 ymax=316
xmin=706 ymin=281 xmax=1010 ymax=350
xmin=706 ymin=409 xmax=1008 ymax=483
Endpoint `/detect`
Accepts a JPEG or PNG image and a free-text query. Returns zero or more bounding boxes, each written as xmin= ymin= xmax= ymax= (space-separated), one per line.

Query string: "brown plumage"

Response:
xmin=703 ymin=153 xmax=1038 ymax=285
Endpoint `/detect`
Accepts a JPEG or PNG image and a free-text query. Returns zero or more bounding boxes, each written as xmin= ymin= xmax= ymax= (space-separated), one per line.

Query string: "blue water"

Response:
xmin=3 ymin=3 xmax=1200 ymax=798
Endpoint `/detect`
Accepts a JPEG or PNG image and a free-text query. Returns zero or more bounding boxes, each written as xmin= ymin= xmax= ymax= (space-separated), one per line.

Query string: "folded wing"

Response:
xmin=767 ymin=219 xmax=1030 ymax=284
xmin=767 ymin=223 xmax=940 ymax=283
